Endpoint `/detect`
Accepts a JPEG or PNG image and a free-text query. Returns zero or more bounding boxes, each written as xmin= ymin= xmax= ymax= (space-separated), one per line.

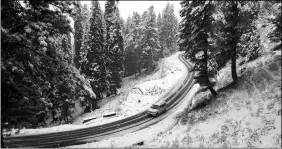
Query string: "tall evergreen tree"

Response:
xmin=222 ymin=1 xmax=240 ymax=82
xmin=178 ymin=0 xmax=194 ymax=52
xmin=132 ymin=12 xmax=142 ymax=74
xmin=74 ymin=1 xmax=84 ymax=68
xmin=239 ymin=1 xmax=261 ymax=62
xmin=157 ymin=12 xmax=166 ymax=58
xmin=214 ymin=1 xmax=262 ymax=81
xmin=157 ymin=13 xmax=163 ymax=29
xmin=83 ymin=0 xmax=108 ymax=100
xmin=268 ymin=3 xmax=281 ymax=50
xmin=124 ymin=16 xmax=132 ymax=35
xmin=141 ymin=11 xmax=149 ymax=24
xmin=61 ymin=34 xmax=73 ymax=64
xmin=104 ymin=0 xmax=124 ymax=95
xmin=216 ymin=1 xmax=252 ymax=82
xmin=124 ymin=12 xmax=142 ymax=76
xmin=1 ymin=0 xmax=95 ymax=129
xmin=81 ymin=4 xmax=91 ymax=33
xmin=140 ymin=6 xmax=161 ymax=71
xmin=179 ymin=0 xmax=217 ymax=95
xmin=81 ymin=4 xmax=91 ymax=48
xmin=159 ymin=3 xmax=179 ymax=56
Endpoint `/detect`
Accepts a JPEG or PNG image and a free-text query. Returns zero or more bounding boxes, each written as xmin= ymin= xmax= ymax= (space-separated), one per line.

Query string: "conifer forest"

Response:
xmin=1 ymin=1 xmax=281 ymax=147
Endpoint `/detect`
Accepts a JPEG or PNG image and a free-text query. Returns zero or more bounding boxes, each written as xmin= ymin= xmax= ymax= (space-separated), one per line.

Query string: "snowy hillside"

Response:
xmin=4 ymin=52 xmax=188 ymax=136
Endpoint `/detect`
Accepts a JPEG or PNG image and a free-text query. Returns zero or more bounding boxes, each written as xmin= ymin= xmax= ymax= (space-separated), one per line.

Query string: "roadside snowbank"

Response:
xmin=5 ymin=52 xmax=188 ymax=136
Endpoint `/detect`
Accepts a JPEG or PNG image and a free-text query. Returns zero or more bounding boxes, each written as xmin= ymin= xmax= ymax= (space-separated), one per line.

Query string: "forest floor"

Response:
xmin=3 ymin=51 xmax=188 ymax=136
xmin=66 ymin=50 xmax=281 ymax=148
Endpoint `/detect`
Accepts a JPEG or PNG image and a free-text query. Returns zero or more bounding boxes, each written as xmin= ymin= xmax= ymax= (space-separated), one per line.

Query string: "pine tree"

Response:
xmin=239 ymin=1 xmax=261 ymax=62
xmin=83 ymin=0 xmax=108 ymax=100
xmin=74 ymin=1 xmax=84 ymax=68
xmin=141 ymin=11 xmax=149 ymax=24
xmin=160 ymin=3 xmax=179 ymax=56
xmin=179 ymin=0 xmax=217 ymax=95
xmin=61 ymin=34 xmax=73 ymax=64
xmin=124 ymin=16 xmax=132 ymax=35
xmin=1 ymin=0 xmax=95 ymax=128
xmin=132 ymin=12 xmax=142 ymax=74
xmin=82 ymin=4 xmax=91 ymax=32
xmin=157 ymin=12 xmax=166 ymax=58
xmin=81 ymin=4 xmax=91 ymax=48
xmin=216 ymin=1 xmax=250 ymax=82
xmin=157 ymin=13 xmax=163 ymax=29
xmin=124 ymin=12 xmax=142 ymax=76
xmin=215 ymin=1 xmax=262 ymax=81
xmin=104 ymin=0 xmax=124 ymax=95
xmin=120 ymin=17 xmax=126 ymax=35
xmin=139 ymin=6 xmax=161 ymax=71
xmin=178 ymin=0 xmax=194 ymax=52
xmin=268 ymin=3 xmax=281 ymax=50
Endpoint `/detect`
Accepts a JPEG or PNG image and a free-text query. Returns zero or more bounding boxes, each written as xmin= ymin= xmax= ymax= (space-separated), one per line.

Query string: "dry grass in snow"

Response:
xmin=141 ymin=52 xmax=281 ymax=148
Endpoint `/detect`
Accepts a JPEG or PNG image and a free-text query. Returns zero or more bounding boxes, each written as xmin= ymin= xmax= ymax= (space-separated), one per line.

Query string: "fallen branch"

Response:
xmin=132 ymin=87 xmax=144 ymax=95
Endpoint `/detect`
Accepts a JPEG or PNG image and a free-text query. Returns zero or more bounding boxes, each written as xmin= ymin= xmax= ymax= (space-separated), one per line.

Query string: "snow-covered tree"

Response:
xmin=139 ymin=6 xmax=161 ymax=71
xmin=238 ymin=1 xmax=261 ymax=62
xmin=268 ymin=3 xmax=281 ymax=50
xmin=178 ymin=0 xmax=194 ymax=52
xmin=104 ymin=0 xmax=124 ymax=95
xmin=1 ymin=0 xmax=95 ymax=129
xmin=124 ymin=16 xmax=132 ymax=36
xmin=81 ymin=4 xmax=91 ymax=47
xmin=178 ymin=0 xmax=217 ymax=95
xmin=82 ymin=0 xmax=108 ymax=100
xmin=159 ymin=3 xmax=179 ymax=56
xmin=157 ymin=13 xmax=163 ymax=29
xmin=124 ymin=12 xmax=142 ymax=76
xmin=215 ymin=1 xmax=261 ymax=81
xmin=74 ymin=1 xmax=84 ymax=68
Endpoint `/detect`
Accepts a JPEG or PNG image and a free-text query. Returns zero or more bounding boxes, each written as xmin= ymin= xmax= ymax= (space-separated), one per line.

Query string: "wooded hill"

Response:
xmin=1 ymin=0 xmax=180 ymax=129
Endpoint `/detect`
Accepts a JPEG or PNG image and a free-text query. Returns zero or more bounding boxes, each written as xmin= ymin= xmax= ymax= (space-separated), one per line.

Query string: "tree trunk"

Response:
xmin=231 ymin=49 xmax=238 ymax=82
xmin=231 ymin=1 xmax=238 ymax=82
xmin=90 ymin=101 xmax=93 ymax=112
xmin=138 ymin=63 xmax=141 ymax=74
xmin=1 ymin=127 xmax=4 ymax=148
xmin=208 ymin=86 xmax=217 ymax=96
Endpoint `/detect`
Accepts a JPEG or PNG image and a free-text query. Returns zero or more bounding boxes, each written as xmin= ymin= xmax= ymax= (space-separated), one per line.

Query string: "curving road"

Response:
xmin=3 ymin=54 xmax=195 ymax=148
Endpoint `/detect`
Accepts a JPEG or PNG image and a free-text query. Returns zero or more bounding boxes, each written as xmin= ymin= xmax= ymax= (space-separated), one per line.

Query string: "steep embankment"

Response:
xmin=141 ymin=52 xmax=281 ymax=148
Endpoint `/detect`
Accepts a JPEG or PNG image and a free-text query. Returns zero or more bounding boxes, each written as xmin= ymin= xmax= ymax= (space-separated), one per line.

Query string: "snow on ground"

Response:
xmin=139 ymin=52 xmax=281 ymax=148
xmin=65 ymin=84 xmax=200 ymax=148
xmin=80 ymin=51 xmax=188 ymax=124
xmin=65 ymin=52 xmax=281 ymax=148
xmin=5 ymin=52 xmax=188 ymax=136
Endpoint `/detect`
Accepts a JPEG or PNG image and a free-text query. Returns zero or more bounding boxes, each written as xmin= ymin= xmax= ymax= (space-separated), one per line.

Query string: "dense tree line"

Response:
xmin=1 ymin=0 xmax=95 ymax=130
xmin=1 ymin=0 xmax=126 ymax=131
xmin=123 ymin=3 xmax=179 ymax=77
xmin=178 ymin=0 xmax=281 ymax=95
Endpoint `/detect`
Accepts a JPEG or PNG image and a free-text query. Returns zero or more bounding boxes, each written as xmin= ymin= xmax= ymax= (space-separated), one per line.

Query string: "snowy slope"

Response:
xmin=5 ymin=52 xmax=188 ymax=136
